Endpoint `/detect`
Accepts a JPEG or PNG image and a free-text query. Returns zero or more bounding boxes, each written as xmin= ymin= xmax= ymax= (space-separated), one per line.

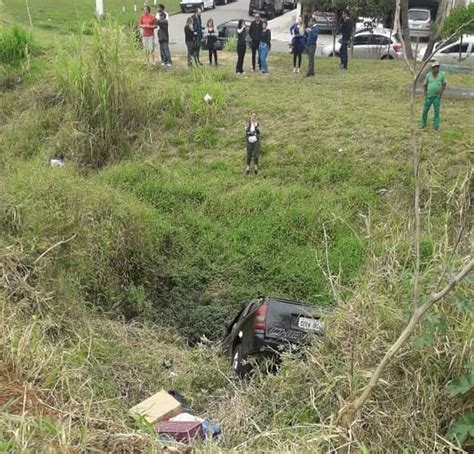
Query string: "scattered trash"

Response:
xmin=156 ymin=420 xmax=205 ymax=443
xmin=202 ymin=419 xmax=221 ymax=438
xmin=170 ymin=412 xmax=203 ymax=423
xmin=50 ymin=154 xmax=65 ymax=167
xmin=129 ymin=390 xmax=182 ymax=424
xmin=167 ymin=390 xmax=192 ymax=413
xmin=203 ymin=93 xmax=213 ymax=104
xmin=132 ymin=389 xmax=222 ymax=445
xmin=338 ymin=148 xmax=343 ymax=153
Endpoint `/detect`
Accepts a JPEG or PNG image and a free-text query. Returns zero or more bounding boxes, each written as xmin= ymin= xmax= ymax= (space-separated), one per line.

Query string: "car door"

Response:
xmin=439 ymin=41 xmax=470 ymax=62
xmin=371 ymin=34 xmax=392 ymax=59
xmin=222 ymin=301 xmax=256 ymax=352
xmin=226 ymin=24 xmax=237 ymax=39
xmin=353 ymin=34 xmax=371 ymax=59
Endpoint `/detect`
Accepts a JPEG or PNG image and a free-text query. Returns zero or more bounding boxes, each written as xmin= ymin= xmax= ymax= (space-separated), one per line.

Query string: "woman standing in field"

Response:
xmin=291 ymin=27 xmax=306 ymax=73
xmin=245 ymin=112 xmax=261 ymax=175
xmin=258 ymin=21 xmax=271 ymax=74
xmin=139 ymin=5 xmax=157 ymax=65
xmin=184 ymin=17 xmax=199 ymax=67
xmin=206 ymin=18 xmax=218 ymax=66
xmin=236 ymin=19 xmax=247 ymax=74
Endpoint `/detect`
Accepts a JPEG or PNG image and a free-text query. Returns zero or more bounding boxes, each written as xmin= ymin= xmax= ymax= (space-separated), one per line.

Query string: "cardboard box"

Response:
xmin=156 ymin=420 xmax=205 ymax=443
xmin=129 ymin=390 xmax=182 ymax=424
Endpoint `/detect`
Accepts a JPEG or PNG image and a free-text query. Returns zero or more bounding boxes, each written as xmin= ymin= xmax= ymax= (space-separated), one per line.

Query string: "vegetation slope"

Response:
xmin=0 ymin=22 xmax=473 ymax=453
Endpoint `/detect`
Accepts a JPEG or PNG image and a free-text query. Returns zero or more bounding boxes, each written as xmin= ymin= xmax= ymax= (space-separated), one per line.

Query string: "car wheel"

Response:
xmin=212 ymin=0 xmax=216 ymax=8
xmin=269 ymin=8 xmax=275 ymax=19
xmin=232 ymin=344 xmax=251 ymax=378
xmin=181 ymin=6 xmax=186 ymax=13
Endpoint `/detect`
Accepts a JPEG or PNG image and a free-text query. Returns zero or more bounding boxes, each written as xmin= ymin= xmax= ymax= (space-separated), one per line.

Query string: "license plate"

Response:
xmin=298 ymin=317 xmax=323 ymax=332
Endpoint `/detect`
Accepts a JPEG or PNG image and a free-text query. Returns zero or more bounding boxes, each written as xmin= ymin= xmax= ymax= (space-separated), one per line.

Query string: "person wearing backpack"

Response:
xmin=291 ymin=27 xmax=306 ymax=73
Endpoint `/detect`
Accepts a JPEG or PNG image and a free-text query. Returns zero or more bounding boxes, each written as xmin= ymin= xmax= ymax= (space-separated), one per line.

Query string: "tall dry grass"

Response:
xmin=54 ymin=24 xmax=140 ymax=168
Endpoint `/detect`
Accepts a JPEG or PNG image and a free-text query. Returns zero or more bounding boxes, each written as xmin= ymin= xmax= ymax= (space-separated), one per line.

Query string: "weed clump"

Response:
xmin=55 ymin=24 xmax=140 ymax=168
xmin=0 ymin=25 xmax=35 ymax=67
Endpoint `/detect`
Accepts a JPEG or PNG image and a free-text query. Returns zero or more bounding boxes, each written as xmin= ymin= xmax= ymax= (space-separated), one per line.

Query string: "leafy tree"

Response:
xmin=440 ymin=4 xmax=474 ymax=61
xmin=442 ymin=3 xmax=474 ymax=38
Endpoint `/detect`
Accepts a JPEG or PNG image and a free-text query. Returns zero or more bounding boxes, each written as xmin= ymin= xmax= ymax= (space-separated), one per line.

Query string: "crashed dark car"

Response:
xmin=222 ymin=296 xmax=329 ymax=377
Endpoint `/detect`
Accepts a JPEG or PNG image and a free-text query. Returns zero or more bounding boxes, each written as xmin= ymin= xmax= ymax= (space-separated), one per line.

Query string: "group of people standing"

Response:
xmin=184 ymin=9 xmax=220 ymax=67
xmin=289 ymin=10 xmax=352 ymax=76
xmin=139 ymin=4 xmax=172 ymax=66
xmin=236 ymin=15 xmax=272 ymax=74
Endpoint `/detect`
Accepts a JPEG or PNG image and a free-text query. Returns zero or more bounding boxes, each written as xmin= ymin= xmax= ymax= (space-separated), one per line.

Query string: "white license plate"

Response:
xmin=298 ymin=317 xmax=323 ymax=331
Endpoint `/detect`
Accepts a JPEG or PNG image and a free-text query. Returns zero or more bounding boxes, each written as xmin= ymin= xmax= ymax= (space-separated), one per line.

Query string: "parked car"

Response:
xmin=180 ymin=0 xmax=215 ymax=13
xmin=322 ymin=29 xmax=403 ymax=60
xmin=222 ymin=296 xmax=329 ymax=377
xmin=283 ymin=0 xmax=297 ymax=10
xmin=417 ymin=35 xmax=474 ymax=64
xmin=203 ymin=19 xmax=252 ymax=50
xmin=408 ymin=8 xmax=431 ymax=39
xmin=314 ymin=11 xmax=336 ymax=33
xmin=248 ymin=0 xmax=284 ymax=19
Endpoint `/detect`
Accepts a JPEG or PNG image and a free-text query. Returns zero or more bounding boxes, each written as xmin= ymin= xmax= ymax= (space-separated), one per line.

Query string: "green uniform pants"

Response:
xmin=421 ymin=95 xmax=441 ymax=129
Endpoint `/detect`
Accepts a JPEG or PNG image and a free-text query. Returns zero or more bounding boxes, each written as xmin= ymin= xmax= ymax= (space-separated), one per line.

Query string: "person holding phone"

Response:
xmin=236 ymin=19 xmax=247 ymax=74
xmin=245 ymin=112 xmax=261 ymax=175
xmin=206 ymin=18 xmax=219 ymax=65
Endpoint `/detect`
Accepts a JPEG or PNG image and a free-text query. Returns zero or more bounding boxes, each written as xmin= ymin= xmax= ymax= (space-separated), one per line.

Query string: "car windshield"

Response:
xmin=409 ymin=10 xmax=430 ymax=21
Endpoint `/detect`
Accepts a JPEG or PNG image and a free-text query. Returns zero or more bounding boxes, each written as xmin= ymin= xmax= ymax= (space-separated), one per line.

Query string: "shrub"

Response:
xmin=54 ymin=24 xmax=140 ymax=168
xmin=224 ymin=36 xmax=237 ymax=53
xmin=0 ymin=25 xmax=35 ymax=67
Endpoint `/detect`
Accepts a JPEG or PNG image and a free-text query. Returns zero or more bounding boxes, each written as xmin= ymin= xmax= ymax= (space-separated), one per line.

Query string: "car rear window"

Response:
xmin=409 ymin=10 xmax=430 ymax=21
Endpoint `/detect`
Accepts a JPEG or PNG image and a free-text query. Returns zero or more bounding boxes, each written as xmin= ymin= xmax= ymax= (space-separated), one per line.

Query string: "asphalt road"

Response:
xmin=165 ymin=0 xmax=335 ymax=53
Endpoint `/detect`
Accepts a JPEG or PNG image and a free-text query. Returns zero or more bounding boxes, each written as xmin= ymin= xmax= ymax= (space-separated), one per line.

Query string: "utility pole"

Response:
xmin=96 ymin=0 xmax=104 ymax=17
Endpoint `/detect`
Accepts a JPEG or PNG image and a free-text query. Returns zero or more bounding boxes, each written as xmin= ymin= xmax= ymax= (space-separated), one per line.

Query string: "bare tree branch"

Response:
xmin=336 ymin=258 xmax=474 ymax=427
xmin=34 ymin=234 xmax=77 ymax=265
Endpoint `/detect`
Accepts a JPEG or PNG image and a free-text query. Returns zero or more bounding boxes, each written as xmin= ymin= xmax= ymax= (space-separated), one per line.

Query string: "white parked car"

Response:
xmin=408 ymin=8 xmax=431 ymax=38
xmin=417 ymin=35 xmax=474 ymax=65
xmin=322 ymin=29 xmax=403 ymax=60
xmin=180 ymin=0 xmax=215 ymax=13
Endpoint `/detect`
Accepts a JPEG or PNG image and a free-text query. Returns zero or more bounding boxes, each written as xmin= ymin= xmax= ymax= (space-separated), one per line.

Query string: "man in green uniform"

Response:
xmin=420 ymin=61 xmax=447 ymax=130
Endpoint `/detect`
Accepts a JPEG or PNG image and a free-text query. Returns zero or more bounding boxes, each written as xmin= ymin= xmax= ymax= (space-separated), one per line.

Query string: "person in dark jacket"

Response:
xmin=192 ymin=9 xmax=203 ymax=65
xmin=291 ymin=27 xmax=305 ymax=73
xmin=339 ymin=11 xmax=353 ymax=70
xmin=258 ymin=22 xmax=271 ymax=74
xmin=236 ymin=19 xmax=247 ymax=74
xmin=206 ymin=18 xmax=218 ymax=65
xmin=184 ymin=17 xmax=199 ymax=67
xmin=157 ymin=13 xmax=172 ymax=66
xmin=245 ymin=112 xmax=261 ymax=175
xmin=249 ymin=14 xmax=263 ymax=72
xmin=305 ymin=18 xmax=319 ymax=77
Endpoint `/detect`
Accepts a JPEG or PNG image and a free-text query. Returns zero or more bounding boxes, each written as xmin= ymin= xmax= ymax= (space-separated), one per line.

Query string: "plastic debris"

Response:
xmin=129 ymin=390 xmax=182 ymax=424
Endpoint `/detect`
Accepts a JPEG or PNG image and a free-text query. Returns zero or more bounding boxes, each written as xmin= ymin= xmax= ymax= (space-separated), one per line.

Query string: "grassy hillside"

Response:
xmin=3 ymin=0 xmax=180 ymax=33
xmin=1 ymin=23 xmax=473 ymax=452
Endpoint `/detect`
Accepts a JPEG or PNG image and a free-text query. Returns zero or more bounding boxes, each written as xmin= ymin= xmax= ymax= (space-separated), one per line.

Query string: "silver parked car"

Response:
xmin=322 ymin=29 xmax=403 ymax=60
xmin=408 ymin=8 xmax=431 ymax=38
xmin=417 ymin=35 xmax=474 ymax=65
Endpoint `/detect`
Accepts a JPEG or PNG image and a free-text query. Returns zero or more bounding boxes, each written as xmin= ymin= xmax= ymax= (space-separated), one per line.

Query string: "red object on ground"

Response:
xmin=155 ymin=421 xmax=205 ymax=443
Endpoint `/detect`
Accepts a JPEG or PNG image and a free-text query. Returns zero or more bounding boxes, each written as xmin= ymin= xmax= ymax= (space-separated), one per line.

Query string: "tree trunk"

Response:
xmin=423 ymin=0 xmax=449 ymax=60
xmin=401 ymin=0 xmax=413 ymax=60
